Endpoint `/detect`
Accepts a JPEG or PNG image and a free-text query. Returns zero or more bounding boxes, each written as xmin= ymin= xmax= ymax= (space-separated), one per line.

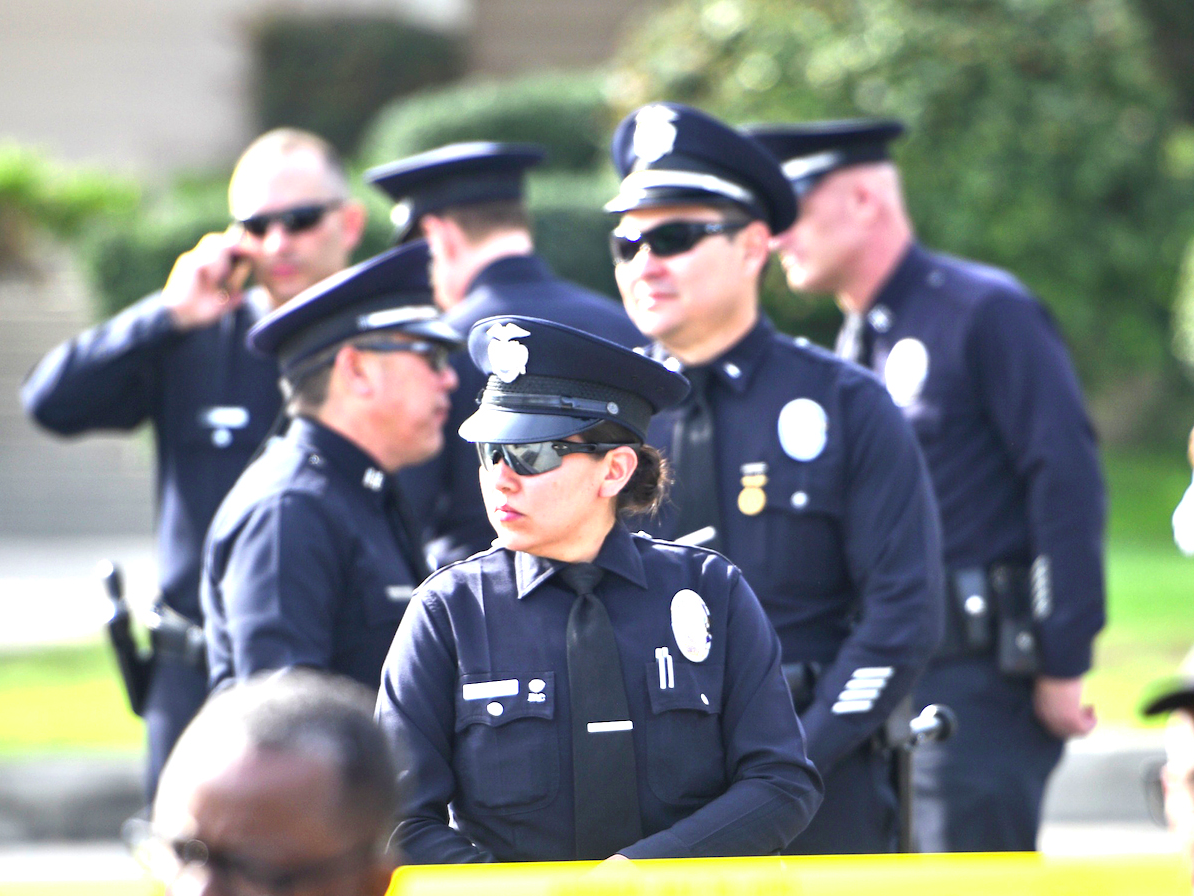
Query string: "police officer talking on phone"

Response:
xmin=202 ymin=241 xmax=460 ymax=693
xmin=750 ymin=119 xmax=1105 ymax=852
xmin=604 ymin=103 xmax=944 ymax=855
xmin=20 ymin=128 xmax=367 ymax=797
xmin=376 ymin=315 xmax=821 ymax=862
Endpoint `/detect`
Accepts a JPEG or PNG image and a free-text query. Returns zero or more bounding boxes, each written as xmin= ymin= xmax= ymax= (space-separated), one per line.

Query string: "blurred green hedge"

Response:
xmin=248 ymin=13 xmax=466 ymax=156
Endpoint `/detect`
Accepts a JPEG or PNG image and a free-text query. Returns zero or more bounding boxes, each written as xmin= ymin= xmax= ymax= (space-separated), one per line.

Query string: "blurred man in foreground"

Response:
xmin=134 ymin=669 xmax=400 ymax=896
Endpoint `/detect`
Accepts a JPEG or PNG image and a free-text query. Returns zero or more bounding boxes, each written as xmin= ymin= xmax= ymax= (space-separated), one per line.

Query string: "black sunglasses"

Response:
xmin=476 ymin=441 xmax=628 ymax=477
xmin=609 ymin=220 xmax=749 ymax=264
xmin=237 ymin=201 xmax=343 ymax=238
xmin=353 ymin=338 xmax=454 ymax=373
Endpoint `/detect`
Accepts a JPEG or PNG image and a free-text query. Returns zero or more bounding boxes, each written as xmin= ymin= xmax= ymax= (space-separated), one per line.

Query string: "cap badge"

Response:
xmin=486 ymin=322 xmax=532 ymax=383
xmin=737 ymin=462 xmax=768 ymax=516
xmin=883 ymin=338 xmax=929 ymax=408
xmin=778 ymin=398 xmax=828 ymax=462
xmin=632 ymin=105 xmax=679 ymax=165
xmin=671 ymin=589 xmax=712 ymax=663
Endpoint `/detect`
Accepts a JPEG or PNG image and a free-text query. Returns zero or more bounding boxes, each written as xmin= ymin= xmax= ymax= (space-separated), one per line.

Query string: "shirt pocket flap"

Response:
xmin=455 ymin=671 xmax=555 ymax=731
xmin=645 ymin=661 xmax=722 ymax=715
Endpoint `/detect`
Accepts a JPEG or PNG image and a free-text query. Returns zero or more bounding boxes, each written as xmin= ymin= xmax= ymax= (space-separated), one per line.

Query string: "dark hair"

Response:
xmin=441 ymin=198 xmax=531 ymax=242
xmin=579 ymin=421 xmax=671 ymax=518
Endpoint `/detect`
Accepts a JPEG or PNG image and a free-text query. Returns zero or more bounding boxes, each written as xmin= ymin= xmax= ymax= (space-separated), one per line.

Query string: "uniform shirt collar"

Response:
xmin=513 ymin=521 xmax=649 ymax=599
xmin=869 ymin=242 xmax=932 ymax=322
xmin=652 ymin=316 xmax=774 ymax=395
xmin=466 ymin=253 xmax=551 ymax=296
xmin=290 ymin=416 xmax=391 ymax=507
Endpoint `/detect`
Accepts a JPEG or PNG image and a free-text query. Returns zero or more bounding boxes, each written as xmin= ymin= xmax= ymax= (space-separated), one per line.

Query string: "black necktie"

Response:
xmin=836 ymin=312 xmax=875 ymax=368
xmin=671 ymin=366 xmax=722 ymax=549
xmin=384 ymin=477 xmax=432 ymax=583
xmin=560 ymin=562 xmax=643 ymax=859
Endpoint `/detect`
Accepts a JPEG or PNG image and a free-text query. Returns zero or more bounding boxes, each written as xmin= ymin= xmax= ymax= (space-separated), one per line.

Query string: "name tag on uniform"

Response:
xmin=198 ymin=406 xmax=250 ymax=429
xmin=385 ymin=585 xmax=413 ymax=602
xmin=462 ymin=679 xmax=520 ymax=701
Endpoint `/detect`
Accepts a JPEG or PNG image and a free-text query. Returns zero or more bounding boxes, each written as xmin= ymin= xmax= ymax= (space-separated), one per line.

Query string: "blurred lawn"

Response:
xmin=0 ymin=448 xmax=1189 ymax=755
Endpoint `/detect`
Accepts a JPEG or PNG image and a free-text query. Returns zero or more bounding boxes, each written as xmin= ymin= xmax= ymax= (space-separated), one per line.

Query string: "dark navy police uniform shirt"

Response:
xmin=640 ymin=318 xmax=944 ymax=777
xmin=399 ymin=254 xmax=645 ymax=566
xmin=20 ymin=290 xmax=281 ymax=622
xmin=853 ymin=244 xmax=1104 ymax=677
xmin=376 ymin=523 xmax=822 ymax=863
xmin=202 ymin=417 xmax=418 ymax=691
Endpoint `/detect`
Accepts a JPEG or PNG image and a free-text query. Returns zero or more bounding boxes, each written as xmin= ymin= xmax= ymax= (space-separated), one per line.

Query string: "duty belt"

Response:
xmin=943 ymin=564 xmax=1040 ymax=677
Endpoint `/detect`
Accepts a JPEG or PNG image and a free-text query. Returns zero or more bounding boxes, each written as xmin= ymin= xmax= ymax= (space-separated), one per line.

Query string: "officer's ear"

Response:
xmin=597 ymin=445 xmax=639 ymax=500
xmin=421 ymin=214 xmax=464 ymax=264
xmin=739 ymin=220 xmax=772 ymax=278
xmin=331 ymin=343 xmax=375 ymax=398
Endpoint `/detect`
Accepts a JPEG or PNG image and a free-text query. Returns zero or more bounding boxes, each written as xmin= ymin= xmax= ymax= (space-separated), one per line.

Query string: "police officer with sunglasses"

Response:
xmin=364 ymin=143 xmax=645 ymax=569
xmin=376 ymin=315 xmax=822 ymax=863
xmin=20 ymin=128 xmax=367 ymax=799
xmin=202 ymin=241 xmax=461 ymax=692
xmin=604 ymin=103 xmax=945 ymax=855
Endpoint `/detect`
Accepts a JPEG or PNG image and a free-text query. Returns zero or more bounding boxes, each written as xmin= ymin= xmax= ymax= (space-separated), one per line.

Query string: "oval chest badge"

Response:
xmin=670 ymin=589 xmax=712 ymax=663
xmin=884 ymin=338 xmax=929 ymax=408
xmin=777 ymin=398 xmax=828 ymax=462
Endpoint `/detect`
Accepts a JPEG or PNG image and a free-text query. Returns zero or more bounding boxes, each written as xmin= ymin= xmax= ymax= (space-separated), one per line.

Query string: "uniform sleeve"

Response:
xmin=19 ymin=292 xmax=179 ymax=434
xmin=376 ymin=588 xmax=495 ymax=863
xmin=969 ymin=295 xmax=1105 ymax=677
xmin=203 ymin=491 xmax=344 ymax=688
xmin=800 ymin=378 xmax=946 ymax=775
xmin=620 ymin=567 xmax=823 ymax=859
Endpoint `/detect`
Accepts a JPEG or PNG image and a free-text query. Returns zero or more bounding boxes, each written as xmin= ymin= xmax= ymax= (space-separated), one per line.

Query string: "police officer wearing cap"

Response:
xmin=20 ymin=128 xmax=366 ymax=798
xmin=751 ymin=119 xmax=1106 ymax=852
xmin=376 ymin=315 xmax=821 ymax=863
xmin=201 ymin=241 xmax=461 ymax=691
xmin=605 ymin=103 xmax=944 ymax=855
xmin=365 ymin=143 xmax=644 ymax=566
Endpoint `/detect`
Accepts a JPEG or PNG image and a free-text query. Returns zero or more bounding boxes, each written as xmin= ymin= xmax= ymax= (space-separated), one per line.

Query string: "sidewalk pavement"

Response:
xmin=0 ymin=535 xmax=1179 ymax=865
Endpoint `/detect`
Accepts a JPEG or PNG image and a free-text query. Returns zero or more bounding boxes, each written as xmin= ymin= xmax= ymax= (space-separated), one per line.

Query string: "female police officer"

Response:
xmin=376 ymin=315 xmax=822 ymax=863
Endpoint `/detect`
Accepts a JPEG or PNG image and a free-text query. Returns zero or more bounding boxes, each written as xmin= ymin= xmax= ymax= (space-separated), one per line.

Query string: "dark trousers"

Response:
xmin=912 ymin=655 xmax=1063 ymax=852
xmin=785 ymin=740 xmax=898 ymax=854
xmin=142 ymin=656 xmax=208 ymax=800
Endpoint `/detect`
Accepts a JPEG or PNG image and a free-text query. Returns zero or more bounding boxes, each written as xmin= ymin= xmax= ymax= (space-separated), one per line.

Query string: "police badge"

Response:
xmin=486 ymin=322 xmax=531 ymax=383
xmin=632 ymin=105 xmax=679 ymax=166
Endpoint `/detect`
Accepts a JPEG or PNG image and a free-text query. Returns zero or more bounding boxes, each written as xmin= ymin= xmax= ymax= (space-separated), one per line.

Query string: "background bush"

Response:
xmin=609 ymin=0 xmax=1194 ymax=442
xmin=247 ymin=12 xmax=466 ymax=156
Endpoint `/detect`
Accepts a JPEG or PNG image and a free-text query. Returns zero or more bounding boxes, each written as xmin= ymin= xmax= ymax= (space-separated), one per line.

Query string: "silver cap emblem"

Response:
xmin=632 ymin=105 xmax=679 ymax=166
xmin=486 ymin=322 xmax=532 ymax=384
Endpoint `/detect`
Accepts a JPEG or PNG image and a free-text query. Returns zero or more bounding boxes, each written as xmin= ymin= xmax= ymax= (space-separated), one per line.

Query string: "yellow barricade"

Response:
xmin=389 ymin=852 xmax=1189 ymax=896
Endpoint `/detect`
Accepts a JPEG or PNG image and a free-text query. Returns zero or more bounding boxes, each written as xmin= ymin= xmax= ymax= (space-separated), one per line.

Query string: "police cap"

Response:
xmin=365 ymin=142 xmax=546 ymax=243
xmin=249 ymin=240 xmax=462 ymax=378
xmin=605 ymin=102 xmax=796 ymax=234
xmin=746 ymin=119 xmax=906 ymax=198
xmin=458 ymin=315 xmax=689 ymax=444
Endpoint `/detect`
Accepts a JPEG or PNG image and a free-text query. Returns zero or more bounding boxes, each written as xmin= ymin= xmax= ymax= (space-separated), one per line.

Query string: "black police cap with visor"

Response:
xmin=458 ymin=316 xmax=689 ymax=462
xmin=364 ymin=142 xmax=546 ymax=244
xmin=605 ymin=102 xmax=797 ymax=235
xmin=745 ymin=119 xmax=906 ymax=200
xmin=248 ymin=240 xmax=462 ymax=379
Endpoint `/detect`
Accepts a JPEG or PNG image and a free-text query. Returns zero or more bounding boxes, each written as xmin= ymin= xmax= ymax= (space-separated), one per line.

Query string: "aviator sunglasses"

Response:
xmin=353 ymin=338 xmax=454 ymax=373
xmin=237 ymin=201 xmax=343 ymax=238
xmin=477 ymin=441 xmax=628 ymax=476
xmin=609 ymin=219 xmax=749 ymax=264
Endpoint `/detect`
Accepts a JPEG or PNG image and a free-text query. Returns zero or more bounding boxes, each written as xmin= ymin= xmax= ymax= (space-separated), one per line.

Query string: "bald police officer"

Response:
xmin=605 ymin=103 xmax=944 ymax=854
xmin=202 ymin=241 xmax=461 ymax=691
xmin=20 ymin=128 xmax=366 ymax=796
xmin=752 ymin=119 xmax=1105 ymax=852
xmin=365 ymin=143 xmax=644 ymax=565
